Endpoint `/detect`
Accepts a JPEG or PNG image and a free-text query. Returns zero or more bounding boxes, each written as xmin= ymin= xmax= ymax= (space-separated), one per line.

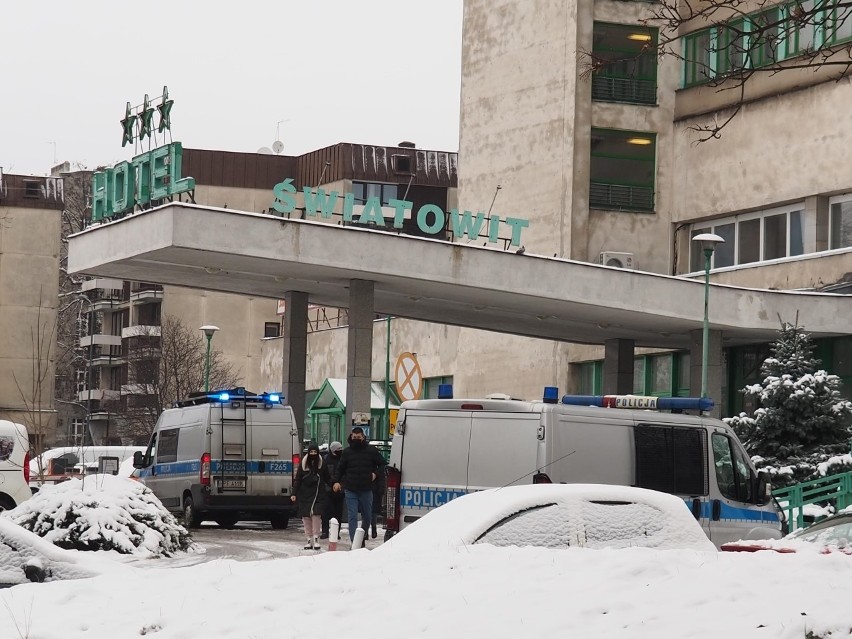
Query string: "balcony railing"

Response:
xmin=80 ymin=334 xmax=123 ymax=348
xmin=589 ymin=183 xmax=655 ymax=212
xmin=591 ymin=75 xmax=657 ymax=106
xmin=122 ymin=325 xmax=162 ymax=339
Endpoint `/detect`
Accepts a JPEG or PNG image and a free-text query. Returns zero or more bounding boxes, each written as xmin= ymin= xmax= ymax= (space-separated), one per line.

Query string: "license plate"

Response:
xmin=221 ymin=479 xmax=246 ymax=489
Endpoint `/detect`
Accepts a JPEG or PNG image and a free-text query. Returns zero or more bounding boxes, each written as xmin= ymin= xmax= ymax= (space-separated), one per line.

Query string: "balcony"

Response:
xmin=591 ymin=76 xmax=657 ymax=106
xmin=130 ymin=287 xmax=164 ymax=303
xmin=589 ymin=183 xmax=655 ymax=212
xmin=77 ymin=389 xmax=121 ymax=402
xmin=81 ymin=278 xmax=124 ymax=293
xmin=79 ymin=334 xmax=123 ymax=348
xmin=122 ymin=325 xmax=161 ymax=339
xmin=121 ymin=383 xmax=156 ymax=396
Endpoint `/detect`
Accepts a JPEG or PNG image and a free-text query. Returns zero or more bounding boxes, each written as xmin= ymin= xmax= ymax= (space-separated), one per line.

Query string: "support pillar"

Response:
xmin=690 ymin=329 xmax=723 ymax=417
xmin=281 ymin=291 xmax=308 ymax=444
xmin=603 ymin=339 xmax=635 ymax=395
xmin=346 ymin=280 xmax=374 ymax=433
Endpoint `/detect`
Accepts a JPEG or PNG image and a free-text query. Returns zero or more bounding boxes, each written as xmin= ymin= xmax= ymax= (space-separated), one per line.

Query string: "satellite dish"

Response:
xmin=257 ymin=147 xmax=273 ymax=155
xmin=272 ymin=140 xmax=284 ymax=154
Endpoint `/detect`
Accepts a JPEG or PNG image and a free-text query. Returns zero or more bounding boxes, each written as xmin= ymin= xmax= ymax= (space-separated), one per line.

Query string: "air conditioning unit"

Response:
xmin=598 ymin=251 xmax=636 ymax=270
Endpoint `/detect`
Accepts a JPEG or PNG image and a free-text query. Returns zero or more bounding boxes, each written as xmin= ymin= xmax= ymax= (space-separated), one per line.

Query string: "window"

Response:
xmin=23 ymin=180 xmax=40 ymax=198
xmin=589 ymin=129 xmax=656 ymax=212
xmin=751 ymin=8 xmax=782 ymax=66
xmin=264 ymin=321 xmax=281 ymax=338
xmin=689 ymin=204 xmax=808 ymax=270
xmin=633 ymin=358 xmax=646 ymax=394
xmin=717 ymin=19 xmax=749 ymax=74
xmin=830 ymin=199 xmax=852 ymax=249
xmin=392 ymin=155 xmax=412 ymax=174
xmin=156 ymin=429 xmax=179 ymax=464
xmin=577 ymin=361 xmax=602 ymax=394
xmin=633 ymin=353 xmax=689 ymax=397
xmin=592 ymin=23 xmax=658 ymax=105
xmin=826 ymin=1 xmax=852 ymax=44
xmin=352 ymin=182 xmax=398 ymax=206
xmin=711 ymin=433 xmax=753 ymax=502
xmin=424 ymin=376 xmax=453 ymax=399
xmin=684 ymin=30 xmax=713 ymax=86
xmin=635 ymin=424 xmax=708 ymax=496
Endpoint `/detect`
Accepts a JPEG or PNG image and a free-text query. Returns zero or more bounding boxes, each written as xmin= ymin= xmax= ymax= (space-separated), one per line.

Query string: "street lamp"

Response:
xmin=199 ymin=325 xmax=220 ymax=392
xmin=691 ymin=233 xmax=725 ymax=399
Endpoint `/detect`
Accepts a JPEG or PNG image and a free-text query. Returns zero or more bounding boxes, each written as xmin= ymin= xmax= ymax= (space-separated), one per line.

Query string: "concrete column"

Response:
xmin=690 ymin=329 xmax=723 ymax=417
xmin=281 ymin=291 xmax=308 ymax=443
xmin=346 ymin=280 xmax=374 ymax=431
xmin=603 ymin=338 xmax=634 ymax=395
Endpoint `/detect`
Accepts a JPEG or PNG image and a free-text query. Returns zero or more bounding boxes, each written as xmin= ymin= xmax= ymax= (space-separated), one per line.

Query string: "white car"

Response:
xmin=379 ymin=483 xmax=716 ymax=552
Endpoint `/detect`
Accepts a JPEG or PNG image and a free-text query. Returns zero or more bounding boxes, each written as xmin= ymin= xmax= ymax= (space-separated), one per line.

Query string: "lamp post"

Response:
xmin=691 ymin=233 xmax=725 ymax=399
xmin=199 ymin=325 xmax=220 ymax=392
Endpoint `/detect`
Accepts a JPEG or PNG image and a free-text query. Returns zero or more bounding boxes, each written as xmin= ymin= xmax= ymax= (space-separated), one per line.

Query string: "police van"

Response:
xmin=133 ymin=388 xmax=299 ymax=529
xmin=384 ymin=387 xmax=785 ymax=548
xmin=0 ymin=420 xmax=32 ymax=510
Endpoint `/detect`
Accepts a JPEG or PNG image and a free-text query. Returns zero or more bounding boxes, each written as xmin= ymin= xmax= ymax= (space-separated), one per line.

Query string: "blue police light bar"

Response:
xmin=561 ymin=395 xmax=714 ymax=412
xmin=542 ymin=386 xmax=559 ymax=404
xmin=217 ymin=392 xmax=230 ymax=402
xmin=266 ymin=393 xmax=281 ymax=403
xmin=437 ymin=384 xmax=454 ymax=399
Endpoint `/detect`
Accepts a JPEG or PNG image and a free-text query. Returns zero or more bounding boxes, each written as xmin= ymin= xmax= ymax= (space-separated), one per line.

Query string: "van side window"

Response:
xmin=711 ymin=433 xmax=754 ymax=503
xmin=634 ymin=424 xmax=708 ymax=496
xmin=156 ymin=430 xmax=179 ymax=464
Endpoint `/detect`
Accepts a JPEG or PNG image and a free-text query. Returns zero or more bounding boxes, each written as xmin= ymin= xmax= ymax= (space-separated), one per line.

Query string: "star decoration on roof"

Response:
xmin=120 ymin=102 xmax=137 ymax=147
xmin=139 ymin=94 xmax=155 ymax=140
xmin=157 ymin=86 xmax=173 ymax=133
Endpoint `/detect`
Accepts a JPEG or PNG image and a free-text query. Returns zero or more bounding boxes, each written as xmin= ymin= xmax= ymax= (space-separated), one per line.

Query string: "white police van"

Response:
xmin=0 ymin=420 xmax=32 ymax=510
xmin=134 ymin=389 xmax=300 ymax=529
xmin=384 ymin=387 xmax=785 ymax=548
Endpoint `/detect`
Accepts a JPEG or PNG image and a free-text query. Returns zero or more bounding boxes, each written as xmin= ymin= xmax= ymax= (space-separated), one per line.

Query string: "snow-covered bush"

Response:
xmin=5 ymin=474 xmax=192 ymax=557
xmin=725 ymin=321 xmax=852 ymax=486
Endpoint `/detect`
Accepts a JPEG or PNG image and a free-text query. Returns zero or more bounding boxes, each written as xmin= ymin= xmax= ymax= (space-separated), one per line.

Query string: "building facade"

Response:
xmin=0 ymin=171 xmax=63 ymax=448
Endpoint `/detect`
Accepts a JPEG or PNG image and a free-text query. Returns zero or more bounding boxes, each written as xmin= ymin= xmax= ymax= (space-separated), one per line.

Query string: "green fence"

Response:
xmin=772 ymin=471 xmax=852 ymax=531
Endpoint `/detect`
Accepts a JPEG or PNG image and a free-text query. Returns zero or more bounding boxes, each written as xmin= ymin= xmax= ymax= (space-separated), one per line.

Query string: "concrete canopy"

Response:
xmin=67 ymin=203 xmax=851 ymax=349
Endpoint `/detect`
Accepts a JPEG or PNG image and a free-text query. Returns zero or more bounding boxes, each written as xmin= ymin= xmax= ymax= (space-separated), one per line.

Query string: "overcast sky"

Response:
xmin=1 ymin=1 xmax=463 ymax=176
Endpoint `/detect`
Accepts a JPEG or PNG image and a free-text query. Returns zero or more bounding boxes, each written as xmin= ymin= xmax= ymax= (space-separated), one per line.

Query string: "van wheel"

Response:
xmin=270 ymin=514 xmax=289 ymax=530
xmin=0 ymin=495 xmax=15 ymax=512
xmin=215 ymin=515 xmax=238 ymax=529
xmin=183 ymin=496 xmax=202 ymax=529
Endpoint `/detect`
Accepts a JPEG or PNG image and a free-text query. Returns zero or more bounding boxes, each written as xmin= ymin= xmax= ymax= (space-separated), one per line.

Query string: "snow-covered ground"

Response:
xmin=0 ymin=478 xmax=850 ymax=638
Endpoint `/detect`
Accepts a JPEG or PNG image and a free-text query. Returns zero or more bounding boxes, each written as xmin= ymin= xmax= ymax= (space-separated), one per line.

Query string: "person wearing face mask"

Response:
xmin=291 ymin=442 xmax=331 ymax=550
xmin=332 ymin=426 xmax=386 ymax=546
xmin=320 ymin=441 xmax=344 ymax=539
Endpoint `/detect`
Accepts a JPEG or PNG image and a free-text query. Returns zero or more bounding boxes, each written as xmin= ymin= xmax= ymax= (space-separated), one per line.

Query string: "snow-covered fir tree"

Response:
xmin=725 ymin=320 xmax=852 ymax=487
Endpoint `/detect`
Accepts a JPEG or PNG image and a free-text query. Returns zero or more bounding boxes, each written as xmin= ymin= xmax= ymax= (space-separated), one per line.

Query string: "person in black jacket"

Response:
xmin=332 ymin=426 xmax=386 ymax=544
xmin=320 ymin=440 xmax=344 ymax=539
xmin=291 ymin=442 xmax=331 ymax=550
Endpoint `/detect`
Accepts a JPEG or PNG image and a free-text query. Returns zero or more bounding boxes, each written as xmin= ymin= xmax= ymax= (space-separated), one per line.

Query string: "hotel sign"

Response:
xmin=272 ymin=179 xmax=530 ymax=247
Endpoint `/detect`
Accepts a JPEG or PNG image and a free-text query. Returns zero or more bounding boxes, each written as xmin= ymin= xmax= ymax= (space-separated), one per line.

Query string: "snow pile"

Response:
xmin=5 ymin=474 xmax=192 ymax=557
xmin=0 ymin=517 xmax=109 ymax=585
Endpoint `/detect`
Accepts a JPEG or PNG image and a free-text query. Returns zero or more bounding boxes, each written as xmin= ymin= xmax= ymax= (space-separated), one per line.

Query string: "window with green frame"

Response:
xmin=681 ymin=1 xmax=852 ymax=87
xmin=590 ymin=128 xmax=656 ymax=212
xmin=424 ymin=375 xmax=453 ymax=399
xmin=592 ymin=22 xmax=658 ymax=105
xmin=576 ymin=361 xmax=603 ymax=394
xmin=634 ymin=353 xmax=691 ymax=396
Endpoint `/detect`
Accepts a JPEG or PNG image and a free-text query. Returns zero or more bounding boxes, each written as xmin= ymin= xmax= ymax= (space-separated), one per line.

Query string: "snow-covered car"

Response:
xmin=721 ymin=510 xmax=852 ymax=555
xmin=378 ymin=483 xmax=716 ymax=552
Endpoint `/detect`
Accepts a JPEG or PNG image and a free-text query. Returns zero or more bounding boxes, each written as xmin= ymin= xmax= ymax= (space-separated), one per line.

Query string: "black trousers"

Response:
xmin=322 ymin=491 xmax=344 ymax=533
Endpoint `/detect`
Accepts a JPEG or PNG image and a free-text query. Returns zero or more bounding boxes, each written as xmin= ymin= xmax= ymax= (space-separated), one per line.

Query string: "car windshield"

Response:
xmin=473 ymin=500 xmax=666 ymax=549
xmin=789 ymin=517 xmax=852 ymax=547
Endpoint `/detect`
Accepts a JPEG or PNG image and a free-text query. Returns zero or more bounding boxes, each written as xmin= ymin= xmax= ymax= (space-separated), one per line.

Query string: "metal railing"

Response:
xmin=592 ymin=75 xmax=657 ymax=105
xmin=589 ymin=182 xmax=654 ymax=211
xmin=772 ymin=471 xmax=852 ymax=531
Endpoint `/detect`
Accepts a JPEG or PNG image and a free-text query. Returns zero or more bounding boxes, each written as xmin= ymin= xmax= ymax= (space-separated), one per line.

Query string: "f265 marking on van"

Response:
xmin=401 ymin=486 xmax=469 ymax=509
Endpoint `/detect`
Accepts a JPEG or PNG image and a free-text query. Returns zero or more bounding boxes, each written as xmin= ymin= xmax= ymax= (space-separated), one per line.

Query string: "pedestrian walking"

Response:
xmin=332 ymin=427 xmax=386 ymax=545
xmin=291 ymin=442 xmax=331 ymax=550
xmin=320 ymin=440 xmax=344 ymax=539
